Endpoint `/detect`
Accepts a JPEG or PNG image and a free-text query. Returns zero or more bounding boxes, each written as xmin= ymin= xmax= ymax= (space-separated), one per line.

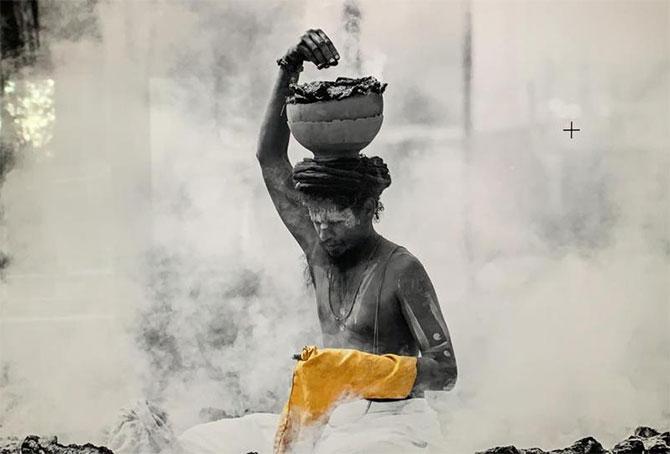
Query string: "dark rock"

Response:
xmin=621 ymin=429 xmax=670 ymax=453
xmin=477 ymin=447 xmax=547 ymax=454
xmin=648 ymin=442 xmax=670 ymax=454
xmin=19 ymin=436 xmax=113 ymax=454
xmin=0 ymin=437 xmax=21 ymax=454
xmin=612 ymin=437 xmax=645 ymax=454
xmin=477 ymin=446 xmax=522 ymax=454
xmin=481 ymin=427 xmax=670 ymax=454
xmin=634 ymin=427 xmax=660 ymax=438
xmin=552 ymin=437 xmax=608 ymax=454
xmin=643 ymin=431 xmax=670 ymax=454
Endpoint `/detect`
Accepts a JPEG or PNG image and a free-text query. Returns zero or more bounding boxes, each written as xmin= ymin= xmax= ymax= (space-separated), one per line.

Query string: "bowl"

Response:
xmin=286 ymin=92 xmax=384 ymax=160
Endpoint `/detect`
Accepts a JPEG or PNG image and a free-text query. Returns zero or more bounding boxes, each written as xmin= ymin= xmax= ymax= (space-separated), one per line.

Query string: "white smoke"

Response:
xmin=0 ymin=0 xmax=667 ymax=452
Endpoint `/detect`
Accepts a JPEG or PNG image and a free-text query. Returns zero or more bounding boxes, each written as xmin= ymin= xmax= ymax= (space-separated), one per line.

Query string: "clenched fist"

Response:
xmin=281 ymin=28 xmax=340 ymax=70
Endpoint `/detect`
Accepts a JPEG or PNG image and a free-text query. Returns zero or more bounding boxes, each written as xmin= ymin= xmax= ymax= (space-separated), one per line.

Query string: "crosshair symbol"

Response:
xmin=563 ymin=121 xmax=581 ymax=139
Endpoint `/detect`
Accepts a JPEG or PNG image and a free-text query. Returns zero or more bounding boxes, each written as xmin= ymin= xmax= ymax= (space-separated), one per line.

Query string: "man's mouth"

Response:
xmin=322 ymin=241 xmax=343 ymax=253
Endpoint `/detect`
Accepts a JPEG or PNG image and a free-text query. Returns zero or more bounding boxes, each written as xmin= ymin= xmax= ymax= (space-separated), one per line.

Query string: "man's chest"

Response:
xmin=309 ymin=261 xmax=414 ymax=351
xmin=314 ymin=262 xmax=386 ymax=332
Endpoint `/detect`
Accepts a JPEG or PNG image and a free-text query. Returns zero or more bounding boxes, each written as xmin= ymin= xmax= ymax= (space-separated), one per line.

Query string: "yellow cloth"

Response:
xmin=273 ymin=346 xmax=417 ymax=454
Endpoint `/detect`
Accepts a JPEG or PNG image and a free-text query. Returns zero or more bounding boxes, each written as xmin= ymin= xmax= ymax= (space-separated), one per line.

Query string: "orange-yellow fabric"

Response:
xmin=273 ymin=346 xmax=417 ymax=454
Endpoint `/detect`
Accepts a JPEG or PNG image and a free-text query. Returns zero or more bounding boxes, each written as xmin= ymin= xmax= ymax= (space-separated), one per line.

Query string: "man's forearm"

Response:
xmin=413 ymin=356 xmax=458 ymax=393
xmin=256 ymin=67 xmax=300 ymax=165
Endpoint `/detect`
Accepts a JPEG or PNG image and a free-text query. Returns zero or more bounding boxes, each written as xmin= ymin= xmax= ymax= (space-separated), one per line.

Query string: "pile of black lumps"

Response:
xmin=0 ymin=435 xmax=112 ymax=454
xmin=287 ymin=76 xmax=387 ymax=104
xmin=2 ymin=426 xmax=666 ymax=453
xmin=479 ymin=427 xmax=669 ymax=454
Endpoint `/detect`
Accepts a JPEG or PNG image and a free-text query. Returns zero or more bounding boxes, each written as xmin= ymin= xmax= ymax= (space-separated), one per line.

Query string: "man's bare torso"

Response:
xmin=256 ymin=44 xmax=457 ymax=391
xmin=307 ymin=236 xmax=421 ymax=356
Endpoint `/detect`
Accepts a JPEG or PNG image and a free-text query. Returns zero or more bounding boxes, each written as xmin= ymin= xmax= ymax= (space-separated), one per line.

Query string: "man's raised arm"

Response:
xmin=256 ymin=29 xmax=339 ymax=252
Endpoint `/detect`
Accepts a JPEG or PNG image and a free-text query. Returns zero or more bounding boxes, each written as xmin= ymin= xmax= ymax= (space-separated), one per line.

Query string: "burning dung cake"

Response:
xmin=286 ymin=76 xmax=387 ymax=160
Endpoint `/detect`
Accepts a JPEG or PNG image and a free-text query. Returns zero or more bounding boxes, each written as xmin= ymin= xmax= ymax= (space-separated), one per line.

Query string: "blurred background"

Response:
xmin=0 ymin=0 xmax=667 ymax=451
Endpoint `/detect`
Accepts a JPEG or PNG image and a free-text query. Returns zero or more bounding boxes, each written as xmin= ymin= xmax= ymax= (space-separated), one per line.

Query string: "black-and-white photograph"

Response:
xmin=0 ymin=1 xmax=668 ymax=453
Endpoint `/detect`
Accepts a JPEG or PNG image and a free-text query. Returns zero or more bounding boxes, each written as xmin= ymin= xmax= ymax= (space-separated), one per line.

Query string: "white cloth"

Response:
xmin=178 ymin=413 xmax=278 ymax=454
xmin=178 ymin=398 xmax=444 ymax=454
xmin=313 ymin=398 xmax=445 ymax=454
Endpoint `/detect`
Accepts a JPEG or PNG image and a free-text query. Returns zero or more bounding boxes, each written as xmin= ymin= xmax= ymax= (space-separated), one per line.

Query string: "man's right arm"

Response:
xmin=256 ymin=29 xmax=339 ymax=252
xmin=256 ymin=65 xmax=316 ymax=252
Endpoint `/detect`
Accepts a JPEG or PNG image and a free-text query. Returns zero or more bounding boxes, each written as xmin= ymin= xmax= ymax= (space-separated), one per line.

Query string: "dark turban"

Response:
xmin=292 ymin=155 xmax=391 ymax=200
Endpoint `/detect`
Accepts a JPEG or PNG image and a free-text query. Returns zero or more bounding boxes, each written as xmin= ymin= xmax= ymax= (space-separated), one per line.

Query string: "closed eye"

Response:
xmin=314 ymin=220 xmax=343 ymax=228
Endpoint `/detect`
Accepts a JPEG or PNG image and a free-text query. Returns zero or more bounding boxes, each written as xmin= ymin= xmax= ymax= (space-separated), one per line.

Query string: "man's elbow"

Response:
xmin=419 ymin=353 xmax=458 ymax=392
xmin=256 ymin=147 xmax=282 ymax=167
xmin=438 ymin=360 xmax=458 ymax=392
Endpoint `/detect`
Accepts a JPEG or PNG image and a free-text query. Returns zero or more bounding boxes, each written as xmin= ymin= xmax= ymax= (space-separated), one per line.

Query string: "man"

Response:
xmin=257 ymin=29 xmax=457 ymax=452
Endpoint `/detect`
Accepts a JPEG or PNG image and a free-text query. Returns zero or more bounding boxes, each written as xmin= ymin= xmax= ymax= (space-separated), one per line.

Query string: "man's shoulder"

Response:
xmin=382 ymin=242 xmax=436 ymax=299
xmin=383 ymin=240 xmax=426 ymax=275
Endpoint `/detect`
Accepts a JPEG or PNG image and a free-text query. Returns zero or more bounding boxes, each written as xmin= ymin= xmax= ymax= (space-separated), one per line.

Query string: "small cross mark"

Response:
xmin=563 ymin=121 xmax=581 ymax=139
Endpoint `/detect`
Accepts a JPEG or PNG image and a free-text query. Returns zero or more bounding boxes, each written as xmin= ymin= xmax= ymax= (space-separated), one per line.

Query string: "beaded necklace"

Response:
xmin=327 ymin=237 xmax=382 ymax=331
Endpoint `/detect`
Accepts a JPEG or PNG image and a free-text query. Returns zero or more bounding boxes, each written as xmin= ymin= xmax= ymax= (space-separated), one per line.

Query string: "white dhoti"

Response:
xmin=313 ymin=398 xmax=445 ymax=454
xmin=178 ymin=398 xmax=444 ymax=454
xmin=178 ymin=413 xmax=279 ymax=454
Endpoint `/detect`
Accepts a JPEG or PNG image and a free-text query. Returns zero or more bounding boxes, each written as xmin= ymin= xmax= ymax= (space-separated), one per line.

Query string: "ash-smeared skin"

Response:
xmin=308 ymin=205 xmax=359 ymax=229
xmin=256 ymin=29 xmax=457 ymax=394
xmin=394 ymin=253 xmax=458 ymax=392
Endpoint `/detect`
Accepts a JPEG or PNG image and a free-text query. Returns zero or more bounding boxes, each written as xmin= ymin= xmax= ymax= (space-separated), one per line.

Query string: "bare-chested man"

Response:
xmin=258 ymin=29 xmax=457 ymax=401
xmin=178 ymin=29 xmax=458 ymax=454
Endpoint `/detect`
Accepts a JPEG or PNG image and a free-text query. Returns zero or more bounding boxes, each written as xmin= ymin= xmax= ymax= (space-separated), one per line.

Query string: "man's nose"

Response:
xmin=317 ymin=225 xmax=333 ymax=241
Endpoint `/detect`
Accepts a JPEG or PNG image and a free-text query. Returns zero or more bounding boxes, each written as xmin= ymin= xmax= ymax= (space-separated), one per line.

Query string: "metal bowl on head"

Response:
xmin=286 ymin=92 xmax=384 ymax=160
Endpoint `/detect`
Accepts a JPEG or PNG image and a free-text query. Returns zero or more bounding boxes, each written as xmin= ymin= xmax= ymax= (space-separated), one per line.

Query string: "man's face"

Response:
xmin=307 ymin=201 xmax=368 ymax=257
